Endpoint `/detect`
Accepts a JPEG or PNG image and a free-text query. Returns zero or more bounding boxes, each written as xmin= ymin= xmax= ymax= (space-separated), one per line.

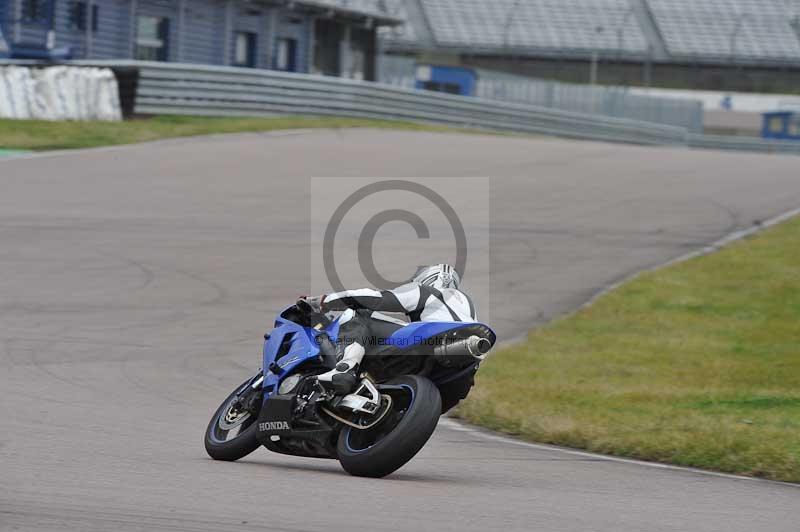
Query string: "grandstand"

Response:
xmin=649 ymin=0 xmax=800 ymax=63
xmin=383 ymin=0 xmax=800 ymax=66
xmin=421 ymin=0 xmax=648 ymax=56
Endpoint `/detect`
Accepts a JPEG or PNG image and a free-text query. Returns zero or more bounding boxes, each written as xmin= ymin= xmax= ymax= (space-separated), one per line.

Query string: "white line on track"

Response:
xmin=439 ymin=418 xmax=800 ymax=487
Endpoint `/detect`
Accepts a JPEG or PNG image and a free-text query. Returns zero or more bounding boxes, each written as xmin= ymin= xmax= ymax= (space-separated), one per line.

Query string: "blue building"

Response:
xmin=415 ymin=65 xmax=477 ymax=96
xmin=0 ymin=0 xmax=400 ymax=80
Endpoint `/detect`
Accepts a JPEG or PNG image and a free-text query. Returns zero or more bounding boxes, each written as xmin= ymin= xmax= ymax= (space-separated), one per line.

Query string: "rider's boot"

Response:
xmin=317 ymin=342 xmax=365 ymax=394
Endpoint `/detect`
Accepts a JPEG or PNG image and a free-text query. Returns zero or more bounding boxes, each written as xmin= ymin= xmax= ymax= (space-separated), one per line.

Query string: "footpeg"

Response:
xmin=338 ymin=379 xmax=382 ymax=414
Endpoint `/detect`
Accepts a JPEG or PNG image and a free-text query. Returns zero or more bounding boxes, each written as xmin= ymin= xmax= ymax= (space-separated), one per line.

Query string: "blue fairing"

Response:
xmin=261 ymin=306 xmax=493 ymax=401
xmin=386 ymin=321 xmax=478 ymax=350
xmin=261 ymin=307 xmax=341 ymax=400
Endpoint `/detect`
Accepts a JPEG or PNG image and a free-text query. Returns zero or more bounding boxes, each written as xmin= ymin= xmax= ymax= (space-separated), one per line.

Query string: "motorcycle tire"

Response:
xmin=336 ymin=375 xmax=441 ymax=478
xmin=204 ymin=378 xmax=261 ymax=462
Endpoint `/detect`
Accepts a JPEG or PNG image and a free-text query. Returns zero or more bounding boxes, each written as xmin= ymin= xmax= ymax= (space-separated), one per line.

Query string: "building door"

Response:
xmin=233 ymin=31 xmax=257 ymax=68
xmin=348 ymin=28 xmax=376 ymax=81
xmin=273 ymin=37 xmax=297 ymax=72
xmin=313 ymin=19 xmax=341 ymax=76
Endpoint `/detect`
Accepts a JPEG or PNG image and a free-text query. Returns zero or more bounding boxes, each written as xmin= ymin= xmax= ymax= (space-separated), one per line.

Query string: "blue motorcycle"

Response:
xmin=204 ymin=300 xmax=495 ymax=478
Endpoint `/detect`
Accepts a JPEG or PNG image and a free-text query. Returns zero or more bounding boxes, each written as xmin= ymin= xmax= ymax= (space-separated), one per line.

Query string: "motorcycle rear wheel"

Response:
xmin=336 ymin=375 xmax=441 ymax=478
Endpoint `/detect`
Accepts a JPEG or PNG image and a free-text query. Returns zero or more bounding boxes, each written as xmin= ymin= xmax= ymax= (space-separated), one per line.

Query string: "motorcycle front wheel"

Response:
xmin=204 ymin=376 xmax=262 ymax=462
xmin=336 ymin=375 xmax=442 ymax=478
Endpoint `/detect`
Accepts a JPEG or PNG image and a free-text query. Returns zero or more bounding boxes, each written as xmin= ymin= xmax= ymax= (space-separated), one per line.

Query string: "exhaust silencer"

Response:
xmin=434 ymin=335 xmax=492 ymax=368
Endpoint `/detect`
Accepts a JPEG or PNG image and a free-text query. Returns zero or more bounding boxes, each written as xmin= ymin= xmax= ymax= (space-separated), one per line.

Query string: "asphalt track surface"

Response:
xmin=2 ymin=130 xmax=799 ymax=532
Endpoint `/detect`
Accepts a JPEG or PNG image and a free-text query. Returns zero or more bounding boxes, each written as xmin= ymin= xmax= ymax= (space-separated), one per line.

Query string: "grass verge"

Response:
xmin=0 ymin=115 xmax=464 ymax=151
xmin=456 ymin=215 xmax=800 ymax=482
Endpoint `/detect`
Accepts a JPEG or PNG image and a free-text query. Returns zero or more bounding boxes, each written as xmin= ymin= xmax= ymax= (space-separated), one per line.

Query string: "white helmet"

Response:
xmin=411 ymin=264 xmax=461 ymax=290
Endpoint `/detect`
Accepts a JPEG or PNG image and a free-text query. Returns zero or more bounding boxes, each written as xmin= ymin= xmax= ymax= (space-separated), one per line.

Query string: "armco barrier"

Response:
xmin=75 ymin=60 xmax=689 ymax=147
xmin=688 ymin=133 xmax=800 ymax=155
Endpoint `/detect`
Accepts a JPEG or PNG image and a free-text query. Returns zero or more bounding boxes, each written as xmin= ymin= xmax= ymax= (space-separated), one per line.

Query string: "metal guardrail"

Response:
xmin=5 ymin=60 xmax=800 ymax=155
xmin=76 ymin=60 xmax=689 ymax=147
xmin=687 ymin=133 xmax=800 ymax=155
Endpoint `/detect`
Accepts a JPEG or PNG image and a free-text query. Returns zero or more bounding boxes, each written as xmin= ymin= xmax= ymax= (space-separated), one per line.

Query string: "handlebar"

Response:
xmin=295 ymin=299 xmax=337 ymax=369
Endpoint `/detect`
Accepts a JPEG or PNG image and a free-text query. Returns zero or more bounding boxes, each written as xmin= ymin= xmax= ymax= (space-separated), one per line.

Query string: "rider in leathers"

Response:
xmin=303 ymin=264 xmax=476 ymax=393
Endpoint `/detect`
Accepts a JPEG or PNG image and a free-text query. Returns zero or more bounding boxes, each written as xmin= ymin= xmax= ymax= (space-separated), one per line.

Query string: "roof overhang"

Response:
xmin=275 ymin=1 xmax=404 ymax=26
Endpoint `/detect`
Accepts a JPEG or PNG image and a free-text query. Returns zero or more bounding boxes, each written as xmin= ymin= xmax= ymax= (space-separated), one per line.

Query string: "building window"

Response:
xmin=69 ymin=2 xmax=99 ymax=32
xmin=233 ymin=32 xmax=257 ymax=68
xmin=273 ymin=38 xmax=297 ymax=72
xmin=135 ymin=16 xmax=169 ymax=62
xmin=22 ymin=0 xmax=45 ymax=22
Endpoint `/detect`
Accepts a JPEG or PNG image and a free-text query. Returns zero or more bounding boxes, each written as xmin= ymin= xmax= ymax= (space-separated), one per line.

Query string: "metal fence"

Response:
xmin=376 ymin=54 xmax=417 ymax=89
xmin=473 ymin=69 xmax=705 ymax=133
xmin=376 ymin=56 xmax=705 ymax=133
